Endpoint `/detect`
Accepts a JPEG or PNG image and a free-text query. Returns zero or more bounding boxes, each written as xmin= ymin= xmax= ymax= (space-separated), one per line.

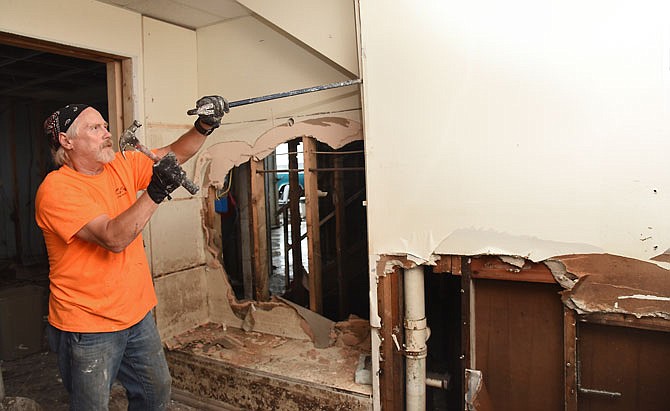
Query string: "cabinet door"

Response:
xmin=577 ymin=323 xmax=670 ymax=411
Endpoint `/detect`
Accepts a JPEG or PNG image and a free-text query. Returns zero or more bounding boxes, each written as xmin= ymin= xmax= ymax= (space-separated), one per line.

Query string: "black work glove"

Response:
xmin=195 ymin=95 xmax=229 ymax=128
xmin=146 ymin=152 xmax=186 ymax=204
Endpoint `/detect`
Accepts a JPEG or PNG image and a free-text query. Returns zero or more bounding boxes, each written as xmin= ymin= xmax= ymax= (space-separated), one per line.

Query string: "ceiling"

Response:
xmin=0 ymin=43 xmax=108 ymax=104
xmin=95 ymin=0 xmax=251 ymax=30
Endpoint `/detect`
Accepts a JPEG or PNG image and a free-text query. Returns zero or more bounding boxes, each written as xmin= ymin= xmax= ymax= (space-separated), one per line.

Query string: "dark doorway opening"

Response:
xmin=0 ymin=42 xmax=108 ymax=278
xmin=0 ymin=42 xmax=108 ymax=363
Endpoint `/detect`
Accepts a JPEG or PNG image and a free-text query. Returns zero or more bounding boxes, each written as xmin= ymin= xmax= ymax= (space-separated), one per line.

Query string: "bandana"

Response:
xmin=44 ymin=104 xmax=90 ymax=149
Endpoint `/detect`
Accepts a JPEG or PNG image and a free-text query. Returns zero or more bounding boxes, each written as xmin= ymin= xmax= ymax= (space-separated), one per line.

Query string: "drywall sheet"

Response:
xmin=140 ymin=17 xmax=206 ymax=275
xmin=359 ymin=1 xmax=670 ymax=262
xmin=155 ymin=266 xmax=210 ymax=340
xmin=238 ymin=0 xmax=359 ymax=76
xmin=142 ymin=17 xmax=198 ymax=125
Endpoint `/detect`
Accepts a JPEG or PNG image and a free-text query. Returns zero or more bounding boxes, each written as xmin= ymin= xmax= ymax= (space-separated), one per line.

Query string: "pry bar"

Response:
xmin=187 ymin=78 xmax=362 ymax=115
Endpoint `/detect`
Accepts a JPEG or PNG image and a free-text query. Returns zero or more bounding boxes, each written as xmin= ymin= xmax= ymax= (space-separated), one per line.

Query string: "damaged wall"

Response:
xmin=358 ymin=1 xmax=670 ymax=263
xmin=154 ymin=5 xmax=364 ymax=338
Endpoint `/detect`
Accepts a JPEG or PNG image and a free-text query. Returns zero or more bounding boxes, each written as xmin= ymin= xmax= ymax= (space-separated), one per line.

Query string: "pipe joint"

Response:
xmin=404 ymin=317 xmax=427 ymax=330
xmin=404 ymin=346 xmax=428 ymax=359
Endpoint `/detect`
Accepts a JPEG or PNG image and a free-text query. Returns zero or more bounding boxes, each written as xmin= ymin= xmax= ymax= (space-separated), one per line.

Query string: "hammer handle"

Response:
xmin=137 ymin=145 xmax=200 ymax=195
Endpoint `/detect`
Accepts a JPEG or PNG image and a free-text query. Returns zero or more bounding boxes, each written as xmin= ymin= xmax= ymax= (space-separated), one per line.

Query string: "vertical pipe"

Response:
xmin=283 ymin=207 xmax=290 ymax=289
xmin=404 ymin=266 xmax=427 ymax=410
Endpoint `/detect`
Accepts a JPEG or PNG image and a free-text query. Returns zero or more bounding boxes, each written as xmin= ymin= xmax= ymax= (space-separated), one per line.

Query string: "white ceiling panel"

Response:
xmin=96 ymin=0 xmax=250 ymax=29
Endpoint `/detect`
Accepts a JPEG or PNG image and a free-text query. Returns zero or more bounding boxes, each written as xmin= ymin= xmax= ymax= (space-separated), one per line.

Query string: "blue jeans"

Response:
xmin=47 ymin=311 xmax=172 ymax=411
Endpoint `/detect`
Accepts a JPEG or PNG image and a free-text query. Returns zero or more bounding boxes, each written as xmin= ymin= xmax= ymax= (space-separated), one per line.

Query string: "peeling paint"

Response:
xmin=544 ymin=260 xmax=579 ymax=290
xmin=499 ymin=255 xmax=525 ymax=269
xmin=383 ymin=259 xmax=413 ymax=275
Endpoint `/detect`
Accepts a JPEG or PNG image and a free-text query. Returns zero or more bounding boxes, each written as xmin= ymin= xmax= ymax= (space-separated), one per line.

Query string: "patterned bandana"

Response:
xmin=43 ymin=104 xmax=90 ymax=149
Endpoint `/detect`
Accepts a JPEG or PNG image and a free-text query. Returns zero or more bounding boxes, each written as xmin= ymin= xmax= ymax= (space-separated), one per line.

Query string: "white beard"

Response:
xmin=97 ymin=146 xmax=116 ymax=164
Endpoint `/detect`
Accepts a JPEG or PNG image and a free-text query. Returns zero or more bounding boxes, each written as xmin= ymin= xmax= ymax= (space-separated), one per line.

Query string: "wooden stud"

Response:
xmin=237 ymin=164 xmax=254 ymax=300
xmin=564 ymin=307 xmax=578 ymax=411
xmin=433 ymin=255 xmax=462 ymax=274
xmin=377 ymin=258 xmax=404 ymax=411
xmin=461 ymin=257 xmax=473 ymax=399
xmin=579 ymin=312 xmax=670 ymax=333
xmin=469 ymin=255 xmax=555 ymax=284
xmin=303 ymin=137 xmax=323 ymax=313
xmin=249 ymin=158 xmax=269 ymax=301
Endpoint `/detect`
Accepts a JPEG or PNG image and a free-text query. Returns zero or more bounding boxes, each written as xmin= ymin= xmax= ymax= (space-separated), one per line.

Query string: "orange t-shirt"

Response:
xmin=35 ymin=151 xmax=157 ymax=332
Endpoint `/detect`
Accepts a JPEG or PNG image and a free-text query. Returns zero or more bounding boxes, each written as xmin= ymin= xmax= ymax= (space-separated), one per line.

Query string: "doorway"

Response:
xmin=0 ymin=41 xmax=109 ymax=289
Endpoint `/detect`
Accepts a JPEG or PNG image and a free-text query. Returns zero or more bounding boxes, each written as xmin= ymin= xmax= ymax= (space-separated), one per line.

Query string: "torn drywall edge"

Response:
xmin=544 ymin=259 xmax=579 ymax=289
xmin=552 ymin=254 xmax=670 ymax=319
xmin=499 ymin=255 xmax=526 ymax=269
xmin=252 ymin=116 xmax=364 ymax=162
xmin=195 ymin=116 xmax=363 ymax=189
xmin=396 ymin=231 xmax=443 ymax=265
xmin=433 ymin=228 xmax=604 ymax=263
xmin=194 ymin=140 xmax=254 ymax=189
xmin=279 ymin=296 xmax=336 ymax=349
xmin=369 ymin=255 xmax=381 ymax=329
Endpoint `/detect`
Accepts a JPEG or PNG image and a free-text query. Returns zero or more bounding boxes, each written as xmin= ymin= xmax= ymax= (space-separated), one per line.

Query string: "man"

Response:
xmin=35 ymin=96 xmax=229 ymax=410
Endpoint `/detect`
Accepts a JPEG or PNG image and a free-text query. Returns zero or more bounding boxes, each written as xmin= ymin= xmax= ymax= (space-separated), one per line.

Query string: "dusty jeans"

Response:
xmin=46 ymin=311 xmax=172 ymax=411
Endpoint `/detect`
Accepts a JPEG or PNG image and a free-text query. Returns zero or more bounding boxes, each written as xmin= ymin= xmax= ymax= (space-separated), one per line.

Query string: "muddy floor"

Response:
xmin=1 ymin=350 xmax=197 ymax=410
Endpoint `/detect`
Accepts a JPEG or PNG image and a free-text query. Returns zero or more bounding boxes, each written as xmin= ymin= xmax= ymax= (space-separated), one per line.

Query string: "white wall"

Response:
xmin=238 ymin=0 xmax=359 ymax=76
xmin=359 ymin=0 xmax=670 ymax=262
xmin=197 ymin=15 xmax=361 ymax=147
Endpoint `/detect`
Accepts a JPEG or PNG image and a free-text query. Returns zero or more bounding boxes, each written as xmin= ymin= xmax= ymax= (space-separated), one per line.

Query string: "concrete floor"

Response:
xmin=1 ymin=350 xmax=198 ymax=410
xmin=269 ymin=218 xmax=308 ymax=297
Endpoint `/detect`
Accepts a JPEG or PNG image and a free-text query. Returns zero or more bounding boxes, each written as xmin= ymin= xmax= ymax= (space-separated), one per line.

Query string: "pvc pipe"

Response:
xmin=426 ymin=377 xmax=449 ymax=390
xmin=404 ymin=266 xmax=427 ymax=410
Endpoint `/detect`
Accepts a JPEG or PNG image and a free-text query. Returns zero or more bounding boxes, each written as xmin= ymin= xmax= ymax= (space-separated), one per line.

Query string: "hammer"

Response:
xmin=118 ymin=120 xmax=199 ymax=195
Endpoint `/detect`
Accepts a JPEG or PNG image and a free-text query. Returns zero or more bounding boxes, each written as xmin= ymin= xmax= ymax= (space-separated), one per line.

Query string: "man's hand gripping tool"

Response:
xmin=118 ymin=120 xmax=199 ymax=195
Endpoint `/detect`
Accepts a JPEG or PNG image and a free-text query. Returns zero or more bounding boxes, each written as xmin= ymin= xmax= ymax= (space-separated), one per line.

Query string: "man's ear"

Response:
xmin=58 ymin=132 xmax=73 ymax=149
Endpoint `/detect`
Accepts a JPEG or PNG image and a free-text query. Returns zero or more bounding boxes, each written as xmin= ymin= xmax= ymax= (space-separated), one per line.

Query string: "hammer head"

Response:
xmin=118 ymin=120 xmax=143 ymax=159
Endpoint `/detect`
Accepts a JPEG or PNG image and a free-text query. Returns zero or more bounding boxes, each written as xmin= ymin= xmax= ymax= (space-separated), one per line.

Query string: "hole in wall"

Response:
xmin=211 ymin=137 xmax=369 ymax=322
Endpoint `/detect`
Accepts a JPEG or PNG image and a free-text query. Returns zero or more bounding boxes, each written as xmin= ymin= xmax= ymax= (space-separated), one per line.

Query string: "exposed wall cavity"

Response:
xmin=195 ymin=117 xmax=363 ymax=189
xmin=156 ymin=115 xmax=367 ymax=345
